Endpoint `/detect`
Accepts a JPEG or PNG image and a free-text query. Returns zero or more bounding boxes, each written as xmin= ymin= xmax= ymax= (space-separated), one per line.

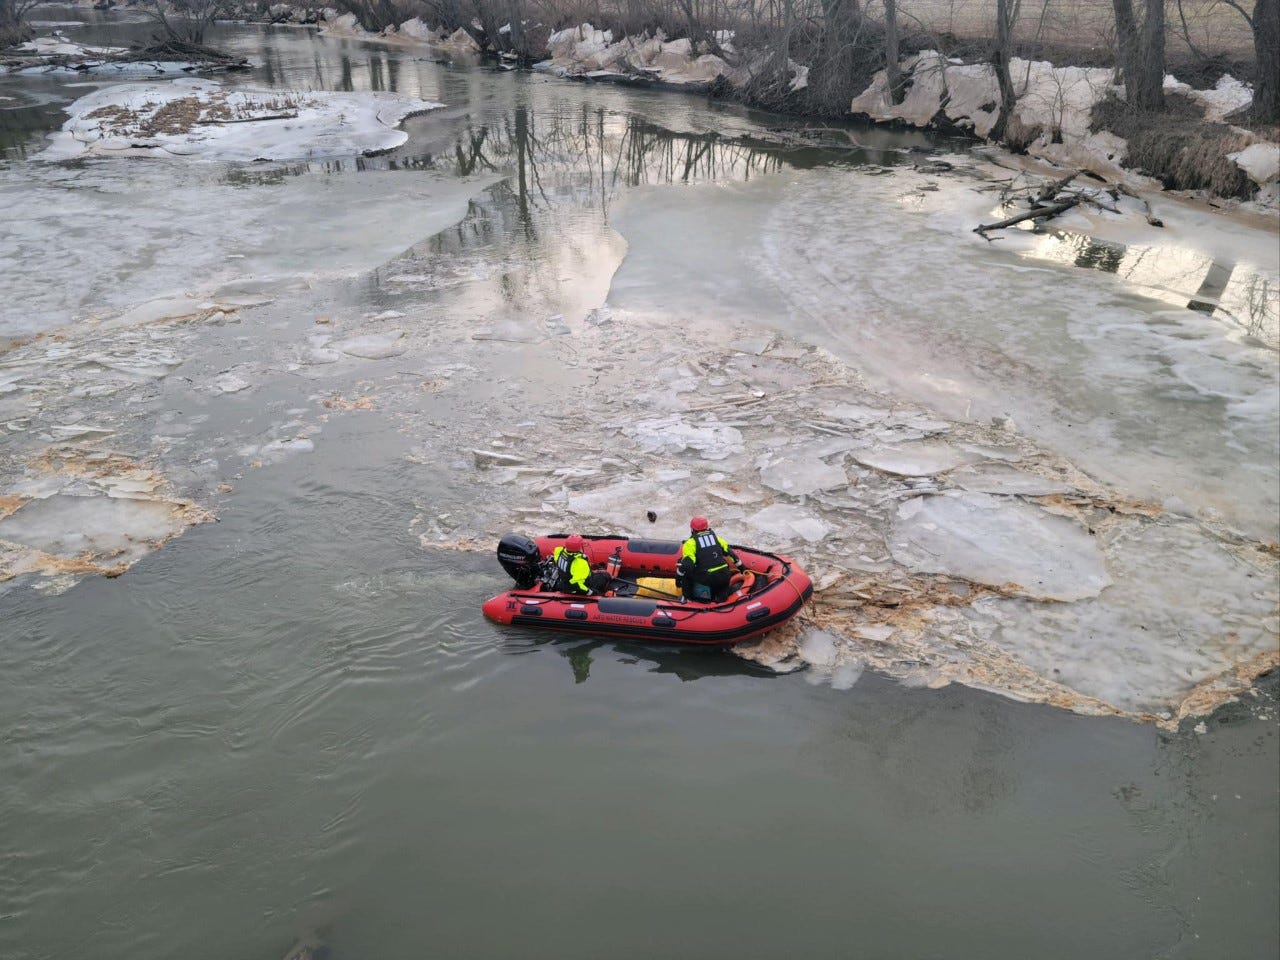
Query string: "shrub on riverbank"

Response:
xmin=0 ymin=0 xmax=38 ymax=48
xmin=1092 ymin=93 xmax=1259 ymax=197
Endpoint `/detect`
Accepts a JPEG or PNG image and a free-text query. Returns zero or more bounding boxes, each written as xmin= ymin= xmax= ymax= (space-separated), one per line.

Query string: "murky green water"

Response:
xmin=1 ymin=11 xmax=1277 ymax=959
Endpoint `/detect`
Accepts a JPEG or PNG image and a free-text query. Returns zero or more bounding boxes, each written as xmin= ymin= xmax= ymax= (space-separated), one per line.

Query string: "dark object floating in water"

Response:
xmin=646 ymin=510 xmax=657 ymax=523
xmin=483 ymin=533 xmax=813 ymax=646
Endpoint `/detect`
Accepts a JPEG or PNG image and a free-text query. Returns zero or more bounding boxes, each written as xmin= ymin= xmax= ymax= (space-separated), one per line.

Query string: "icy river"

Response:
xmin=1 ymin=9 xmax=1278 ymax=958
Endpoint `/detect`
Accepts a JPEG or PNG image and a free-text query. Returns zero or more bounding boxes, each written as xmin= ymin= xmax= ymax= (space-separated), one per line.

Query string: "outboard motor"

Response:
xmin=496 ymin=533 xmax=542 ymax=589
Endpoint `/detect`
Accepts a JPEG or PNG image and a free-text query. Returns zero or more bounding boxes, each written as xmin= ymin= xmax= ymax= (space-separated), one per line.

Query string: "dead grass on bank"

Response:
xmin=1092 ymin=92 xmax=1258 ymax=197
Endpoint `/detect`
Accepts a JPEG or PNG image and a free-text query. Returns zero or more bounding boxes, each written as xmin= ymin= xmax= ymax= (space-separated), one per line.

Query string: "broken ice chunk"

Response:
xmin=759 ymin=456 xmax=847 ymax=496
xmin=46 ymin=424 xmax=115 ymax=441
xmin=891 ymin=492 xmax=1110 ymax=601
xmin=620 ymin=415 xmax=743 ymax=461
xmin=950 ymin=463 xmax=1070 ymax=496
xmin=853 ymin=441 xmax=980 ymax=477
xmin=746 ymin=503 xmax=833 ymax=543
xmin=262 ymin=438 xmax=315 ymax=456
xmin=0 ymin=493 xmax=189 ymax=564
xmin=212 ymin=373 xmax=252 ymax=394
xmin=472 ymin=449 xmax=525 ymax=468
xmin=334 ymin=331 xmax=405 ymax=359
xmin=798 ymin=629 xmax=839 ymax=665
xmin=706 ymin=482 xmax=763 ymax=505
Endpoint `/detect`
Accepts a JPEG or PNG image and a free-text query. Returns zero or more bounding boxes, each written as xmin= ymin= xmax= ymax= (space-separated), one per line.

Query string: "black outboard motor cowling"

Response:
xmin=497 ymin=533 xmax=542 ymax=588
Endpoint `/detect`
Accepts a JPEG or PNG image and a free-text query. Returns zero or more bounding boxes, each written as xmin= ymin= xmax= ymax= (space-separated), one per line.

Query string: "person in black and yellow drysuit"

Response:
xmin=676 ymin=516 xmax=741 ymax=602
xmin=548 ymin=534 xmax=594 ymax=595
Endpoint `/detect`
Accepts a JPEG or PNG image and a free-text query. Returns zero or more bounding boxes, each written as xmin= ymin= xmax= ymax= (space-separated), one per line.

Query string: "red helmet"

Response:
xmin=565 ymin=534 xmax=585 ymax=553
xmin=690 ymin=516 xmax=709 ymax=532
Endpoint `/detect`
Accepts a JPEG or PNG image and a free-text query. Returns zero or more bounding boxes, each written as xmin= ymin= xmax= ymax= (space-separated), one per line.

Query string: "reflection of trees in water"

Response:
xmin=1069 ymin=234 xmax=1125 ymax=273
xmin=1231 ymin=273 xmax=1279 ymax=343
xmin=1054 ymin=229 xmax=1278 ymax=345
xmin=446 ymin=104 xmax=786 ymax=228
xmin=0 ymin=101 xmax=68 ymax=160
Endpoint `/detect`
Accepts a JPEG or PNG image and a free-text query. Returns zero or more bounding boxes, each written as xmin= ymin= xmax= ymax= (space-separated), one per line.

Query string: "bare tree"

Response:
xmin=0 ymin=0 xmax=40 ymax=48
xmin=884 ymin=0 xmax=903 ymax=104
xmin=335 ymin=0 xmax=403 ymax=32
xmin=1112 ymin=0 xmax=1165 ymax=110
xmin=990 ymin=0 xmax=1020 ymax=141
xmin=1216 ymin=0 xmax=1278 ymax=123
xmin=141 ymin=0 xmax=230 ymax=45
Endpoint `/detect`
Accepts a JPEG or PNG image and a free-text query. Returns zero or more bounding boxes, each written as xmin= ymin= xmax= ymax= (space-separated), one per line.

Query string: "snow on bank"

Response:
xmin=0 ymin=35 xmax=226 ymax=76
xmin=535 ymin=23 xmax=732 ymax=88
xmin=319 ymin=11 xmax=479 ymax=52
xmin=851 ymin=52 xmax=1133 ymax=182
xmin=851 ymin=54 xmax=1277 ymax=200
xmin=1166 ymin=73 xmax=1254 ymax=122
xmin=42 ymin=78 xmax=442 ymax=161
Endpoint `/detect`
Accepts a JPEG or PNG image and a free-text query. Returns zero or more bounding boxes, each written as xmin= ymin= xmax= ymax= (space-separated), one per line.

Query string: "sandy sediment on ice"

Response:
xmin=0 ymin=447 xmax=212 ymax=587
xmin=42 ymin=78 xmax=443 ymax=162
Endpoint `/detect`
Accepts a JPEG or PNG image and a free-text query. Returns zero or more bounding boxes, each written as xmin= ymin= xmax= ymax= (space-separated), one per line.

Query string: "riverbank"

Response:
xmin=8 ymin=1 xmax=1277 ymax=202
xmin=260 ymin=5 xmax=1280 ymax=206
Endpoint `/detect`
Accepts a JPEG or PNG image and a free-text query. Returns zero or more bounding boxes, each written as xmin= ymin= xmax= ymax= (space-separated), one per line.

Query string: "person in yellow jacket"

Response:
xmin=549 ymin=534 xmax=594 ymax=595
xmin=676 ymin=516 xmax=741 ymax=601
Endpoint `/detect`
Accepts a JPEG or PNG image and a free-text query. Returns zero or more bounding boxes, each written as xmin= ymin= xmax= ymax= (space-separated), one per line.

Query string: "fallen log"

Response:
xmin=974 ymin=197 xmax=1081 ymax=237
xmin=1115 ymin=182 xmax=1164 ymax=227
xmin=1035 ymin=170 xmax=1081 ymax=202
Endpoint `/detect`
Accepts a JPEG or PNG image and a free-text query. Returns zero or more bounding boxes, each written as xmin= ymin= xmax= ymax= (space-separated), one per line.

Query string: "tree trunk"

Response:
xmin=1136 ymin=0 xmax=1165 ymax=110
xmin=508 ymin=0 xmax=524 ymax=59
xmin=1253 ymin=0 xmax=1279 ymax=123
xmin=885 ymin=0 xmax=903 ymax=105
xmin=990 ymin=0 xmax=1019 ymax=142
xmin=1113 ymin=0 xmax=1165 ymax=110
xmin=1112 ymin=0 xmax=1140 ymax=96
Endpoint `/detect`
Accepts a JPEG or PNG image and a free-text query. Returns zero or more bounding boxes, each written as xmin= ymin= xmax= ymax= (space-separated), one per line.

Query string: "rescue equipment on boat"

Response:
xmin=483 ymin=533 xmax=813 ymax=646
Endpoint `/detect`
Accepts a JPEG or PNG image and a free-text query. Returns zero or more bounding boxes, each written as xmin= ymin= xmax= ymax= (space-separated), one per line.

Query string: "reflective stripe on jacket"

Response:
xmin=552 ymin=546 xmax=592 ymax=594
xmin=680 ymin=530 xmax=736 ymax=575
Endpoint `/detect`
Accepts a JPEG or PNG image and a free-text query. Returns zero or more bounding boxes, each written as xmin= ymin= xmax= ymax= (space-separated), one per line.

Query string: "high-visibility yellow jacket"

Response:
xmin=679 ymin=530 xmax=738 ymax=575
xmin=551 ymin=546 xmax=592 ymax=594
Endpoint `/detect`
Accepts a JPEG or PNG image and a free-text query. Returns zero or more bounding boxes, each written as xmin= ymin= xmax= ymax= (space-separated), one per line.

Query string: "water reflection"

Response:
xmin=354 ymin=105 xmax=797 ymax=313
xmin=1025 ymin=228 xmax=1279 ymax=347
xmin=510 ymin=635 xmax=783 ymax=684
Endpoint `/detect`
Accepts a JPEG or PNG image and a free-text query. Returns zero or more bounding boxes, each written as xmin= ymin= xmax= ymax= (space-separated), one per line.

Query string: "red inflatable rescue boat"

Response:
xmin=482 ymin=533 xmax=813 ymax=646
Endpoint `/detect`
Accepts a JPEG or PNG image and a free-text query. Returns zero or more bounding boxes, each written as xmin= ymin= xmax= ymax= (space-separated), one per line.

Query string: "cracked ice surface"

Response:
xmin=618 ymin=415 xmax=743 ymax=460
xmin=759 ymin=456 xmax=847 ymax=495
xmin=743 ymin=168 xmax=1280 ymax=542
xmin=891 ymin=492 xmax=1111 ymax=601
xmin=602 ymin=173 xmax=1276 ymax=718
xmin=950 ymin=463 xmax=1071 ymax=496
xmin=2 ymin=61 xmax=1275 ymax=725
xmin=0 ymin=164 xmax=496 ymax=339
xmin=979 ymin=521 xmax=1278 ymax=711
xmin=852 ymin=441 xmax=980 ymax=477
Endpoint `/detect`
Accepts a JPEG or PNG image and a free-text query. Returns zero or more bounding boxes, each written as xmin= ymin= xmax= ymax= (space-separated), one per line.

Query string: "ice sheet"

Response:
xmin=43 ymin=78 xmax=442 ymax=161
xmin=0 ymin=164 xmax=497 ymax=339
xmin=891 ymin=492 xmax=1111 ymax=601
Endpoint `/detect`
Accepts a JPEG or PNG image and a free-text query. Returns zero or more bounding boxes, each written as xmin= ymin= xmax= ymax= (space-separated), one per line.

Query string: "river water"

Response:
xmin=1 ymin=10 xmax=1278 ymax=959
